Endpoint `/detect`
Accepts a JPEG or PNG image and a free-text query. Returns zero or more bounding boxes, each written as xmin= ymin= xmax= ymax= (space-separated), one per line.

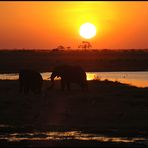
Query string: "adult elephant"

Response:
xmin=49 ymin=65 xmax=88 ymax=91
xmin=19 ymin=69 xmax=43 ymax=94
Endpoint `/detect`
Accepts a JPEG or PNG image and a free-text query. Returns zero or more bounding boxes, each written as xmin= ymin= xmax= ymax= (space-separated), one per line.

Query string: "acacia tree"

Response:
xmin=57 ymin=45 xmax=65 ymax=50
xmin=66 ymin=46 xmax=71 ymax=50
xmin=78 ymin=41 xmax=92 ymax=50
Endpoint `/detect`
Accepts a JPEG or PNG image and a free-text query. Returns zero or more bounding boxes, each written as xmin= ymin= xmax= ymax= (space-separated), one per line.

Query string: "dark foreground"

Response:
xmin=0 ymin=80 xmax=148 ymax=147
xmin=1 ymin=139 xmax=147 ymax=147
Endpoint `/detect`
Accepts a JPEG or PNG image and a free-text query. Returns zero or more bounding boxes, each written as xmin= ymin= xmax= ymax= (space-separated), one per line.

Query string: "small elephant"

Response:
xmin=19 ymin=69 xmax=43 ymax=94
xmin=49 ymin=65 xmax=88 ymax=91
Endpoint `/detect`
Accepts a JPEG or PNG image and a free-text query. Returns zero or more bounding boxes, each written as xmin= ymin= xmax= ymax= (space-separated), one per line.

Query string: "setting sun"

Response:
xmin=0 ymin=1 xmax=148 ymax=49
xmin=79 ymin=23 xmax=96 ymax=39
xmin=0 ymin=2 xmax=148 ymax=146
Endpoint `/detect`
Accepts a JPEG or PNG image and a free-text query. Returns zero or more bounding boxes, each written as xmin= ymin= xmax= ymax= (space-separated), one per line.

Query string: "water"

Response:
xmin=0 ymin=71 xmax=148 ymax=88
xmin=0 ymin=131 xmax=146 ymax=143
xmin=0 ymin=124 xmax=148 ymax=146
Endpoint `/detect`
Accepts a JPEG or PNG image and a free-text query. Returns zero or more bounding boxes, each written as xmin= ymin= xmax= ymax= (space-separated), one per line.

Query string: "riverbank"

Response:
xmin=0 ymin=79 xmax=148 ymax=147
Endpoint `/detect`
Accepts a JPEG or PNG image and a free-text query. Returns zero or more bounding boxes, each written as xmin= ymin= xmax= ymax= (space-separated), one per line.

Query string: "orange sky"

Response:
xmin=0 ymin=1 xmax=148 ymax=49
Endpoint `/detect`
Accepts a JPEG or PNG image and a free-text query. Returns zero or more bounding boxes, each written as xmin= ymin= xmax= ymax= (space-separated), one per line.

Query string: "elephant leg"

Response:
xmin=80 ymin=82 xmax=88 ymax=92
xmin=80 ymin=84 xmax=84 ymax=91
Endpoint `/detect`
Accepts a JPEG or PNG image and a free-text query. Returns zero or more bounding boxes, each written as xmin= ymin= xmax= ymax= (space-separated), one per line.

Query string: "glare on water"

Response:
xmin=0 ymin=130 xmax=147 ymax=144
xmin=0 ymin=71 xmax=148 ymax=88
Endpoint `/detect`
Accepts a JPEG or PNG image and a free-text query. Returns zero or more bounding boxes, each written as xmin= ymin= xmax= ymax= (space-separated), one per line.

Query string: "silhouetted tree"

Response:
xmin=78 ymin=41 xmax=92 ymax=50
xmin=67 ymin=46 xmax=71 ymax=50
xmin=57 ymin=45 xmax=65 ymax=50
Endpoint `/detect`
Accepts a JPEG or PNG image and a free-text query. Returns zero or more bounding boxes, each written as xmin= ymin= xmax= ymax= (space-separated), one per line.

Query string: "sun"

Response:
xmin=79 ymin=22 xmax=96 ymax=39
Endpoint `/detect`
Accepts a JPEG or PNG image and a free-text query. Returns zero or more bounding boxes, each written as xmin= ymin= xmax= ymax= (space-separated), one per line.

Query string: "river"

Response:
xmin=0 ymin=124 xmax=148 ymax=147
xmin=0 ymin=71 xmax=148 ymax=88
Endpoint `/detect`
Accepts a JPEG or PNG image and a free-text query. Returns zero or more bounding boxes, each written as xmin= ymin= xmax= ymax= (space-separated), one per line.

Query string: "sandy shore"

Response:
xmin=0 ymin=80 xmax=148 ymax=147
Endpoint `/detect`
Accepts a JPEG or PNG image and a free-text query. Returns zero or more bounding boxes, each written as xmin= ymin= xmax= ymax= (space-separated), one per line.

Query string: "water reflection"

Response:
xmin=0 ymin=71 xmax=148 ymax=87
xmin=86 ymin=71 xmax=148 ymax=88
xmin=0 ymin=73 xmax=18 ymax=80
xmin=0 ymin=130 xmax=147 ymax=145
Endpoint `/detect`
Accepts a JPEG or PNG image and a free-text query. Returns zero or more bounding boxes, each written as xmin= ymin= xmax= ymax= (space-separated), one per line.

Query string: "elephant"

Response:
xmin=19 ymin=69 xmax=43 ymax=94
xmin=49 ymin=65 xmax=88 ymax=91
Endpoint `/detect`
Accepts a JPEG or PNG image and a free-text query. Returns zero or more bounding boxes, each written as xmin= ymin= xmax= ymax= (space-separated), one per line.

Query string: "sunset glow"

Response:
xmin=0 ymin=1 xmax=148 ymax=49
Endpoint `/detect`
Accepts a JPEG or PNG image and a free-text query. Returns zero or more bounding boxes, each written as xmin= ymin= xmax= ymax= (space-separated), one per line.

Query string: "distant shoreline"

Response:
xmin=0 ymin=70 xmax=148 ymax=74
xmin=0 ymin=49 xmax=148 ymax=51
xmin=1 ymin=49 xmax=148 ymax=73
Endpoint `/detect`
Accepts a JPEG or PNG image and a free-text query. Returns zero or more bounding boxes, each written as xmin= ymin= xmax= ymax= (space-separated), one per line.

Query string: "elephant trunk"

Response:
xmin=49 ymin=73 xmax=56 ymax=89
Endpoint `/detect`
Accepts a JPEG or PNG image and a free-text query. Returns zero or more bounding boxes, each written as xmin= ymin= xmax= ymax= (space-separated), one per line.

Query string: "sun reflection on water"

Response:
xmin=0 ymin=131 xmax=147 ymax=145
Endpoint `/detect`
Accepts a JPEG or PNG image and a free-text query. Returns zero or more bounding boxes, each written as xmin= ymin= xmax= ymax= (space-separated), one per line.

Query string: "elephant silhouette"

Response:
xmin=19 ymin=69 xmax=43 ymax=94
xmin=49 ymin=65 xmax=88 ymax=91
